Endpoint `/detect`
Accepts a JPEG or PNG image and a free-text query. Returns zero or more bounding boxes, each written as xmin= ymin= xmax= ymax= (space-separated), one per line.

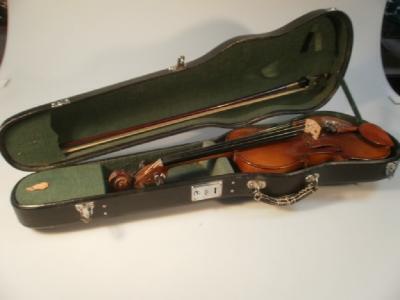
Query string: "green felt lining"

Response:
xmin=15 ymin=141 xmax=235 ymax=206
xmin=1 ymin=11 xmax=351 ymax=169
xmin=15 ymin=164 xmax=107 ymax=206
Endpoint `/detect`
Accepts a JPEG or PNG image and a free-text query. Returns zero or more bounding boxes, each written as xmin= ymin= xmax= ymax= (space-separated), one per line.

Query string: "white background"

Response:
xmin=1 ymin=1 xmax=399 ymax=299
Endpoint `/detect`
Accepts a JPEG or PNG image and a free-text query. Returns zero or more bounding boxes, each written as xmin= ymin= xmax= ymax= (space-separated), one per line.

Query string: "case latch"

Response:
xmin=386 ymin=161 xmax=399 ymax=178
xmin=168 ymin=55 xmax=186 ymax=71
xmin=75 ymin=202 xmax=95 ymax=223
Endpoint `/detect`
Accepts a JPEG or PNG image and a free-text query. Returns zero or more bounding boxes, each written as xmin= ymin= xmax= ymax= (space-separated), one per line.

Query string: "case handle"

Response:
xmin=247 ymin=173 xmax=319 ymax=206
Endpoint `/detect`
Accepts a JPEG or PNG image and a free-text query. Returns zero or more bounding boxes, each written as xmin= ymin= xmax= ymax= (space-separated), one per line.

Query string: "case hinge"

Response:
xmin=51 ymin=98 xmax=70 ymax=108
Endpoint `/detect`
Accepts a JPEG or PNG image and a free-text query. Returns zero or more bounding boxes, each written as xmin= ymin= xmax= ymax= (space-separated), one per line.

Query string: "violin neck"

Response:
xmin=133 ymin=119 xmax=305 ymax=189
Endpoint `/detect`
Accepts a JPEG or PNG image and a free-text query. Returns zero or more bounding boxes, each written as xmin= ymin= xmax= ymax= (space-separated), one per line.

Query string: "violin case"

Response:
xmin=1 ymin=9 xmax=399 ymax=228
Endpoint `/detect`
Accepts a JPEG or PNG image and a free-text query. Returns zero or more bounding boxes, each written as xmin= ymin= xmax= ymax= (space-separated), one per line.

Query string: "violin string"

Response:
xmin=232 ymin=127 xmax=305 ymax=147
xmin=164 ymin=127 xmax=305 ymax=166
xmin=199 ymin=123 xmax=306 ymax=155
xmin=258 ymin=123 xmax=305 ymax=137
xmin=163 ymin=123 xmax=306 ymax=166
xmin=173 ymin=120 xmax=306 ymax=161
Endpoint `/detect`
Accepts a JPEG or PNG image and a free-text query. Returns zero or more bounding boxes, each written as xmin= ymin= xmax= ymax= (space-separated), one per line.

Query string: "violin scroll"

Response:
xmin=108 ymin=169 xmax=134 ymax=191
xmin=107 ymin=159 xmax=168 ymax=192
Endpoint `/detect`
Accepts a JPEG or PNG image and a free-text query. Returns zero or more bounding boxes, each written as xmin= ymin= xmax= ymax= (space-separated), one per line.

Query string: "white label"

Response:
xmin=191 ymin=180 xmax=223 ymax=202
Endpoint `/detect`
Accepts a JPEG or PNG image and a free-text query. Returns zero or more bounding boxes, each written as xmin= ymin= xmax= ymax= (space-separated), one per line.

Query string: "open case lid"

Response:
xmin=0 ymin=9 xmax=353 ymax=171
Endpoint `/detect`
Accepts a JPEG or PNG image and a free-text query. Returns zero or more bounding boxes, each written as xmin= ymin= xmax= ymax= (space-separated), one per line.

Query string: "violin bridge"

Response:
xmin=304 ymin=119 xmax=321 ymax=140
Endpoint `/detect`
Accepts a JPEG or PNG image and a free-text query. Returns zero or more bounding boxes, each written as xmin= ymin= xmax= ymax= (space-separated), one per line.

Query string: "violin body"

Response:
xmin=226 ymin=115 xmax=394 ymax=174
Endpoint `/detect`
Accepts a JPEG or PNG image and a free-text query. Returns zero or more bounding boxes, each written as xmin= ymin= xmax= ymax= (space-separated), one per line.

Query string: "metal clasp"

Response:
xmin=247 ymin=179 xmax=267 ymax=202
xmin=386 ymin=161 xmax=399 ymax=178
xmin=168 ymin=55 xmax=186 ymax=71
xmin=75 ymin=202 xmax=95 ymax=224
xmin=247 ymin=179 xmax=267 ymax=190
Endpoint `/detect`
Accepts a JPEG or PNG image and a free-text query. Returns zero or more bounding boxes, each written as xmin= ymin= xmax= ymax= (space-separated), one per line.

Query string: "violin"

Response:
xmin=108 ymin=115 xmax=394 ymax=192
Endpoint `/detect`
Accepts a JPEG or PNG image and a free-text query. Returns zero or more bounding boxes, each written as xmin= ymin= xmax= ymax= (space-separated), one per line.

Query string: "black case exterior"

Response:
xmin=2 ymin=9 xmax=400 ymax=228
xmin=11 ymin=147 xmax=400 ymax=229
